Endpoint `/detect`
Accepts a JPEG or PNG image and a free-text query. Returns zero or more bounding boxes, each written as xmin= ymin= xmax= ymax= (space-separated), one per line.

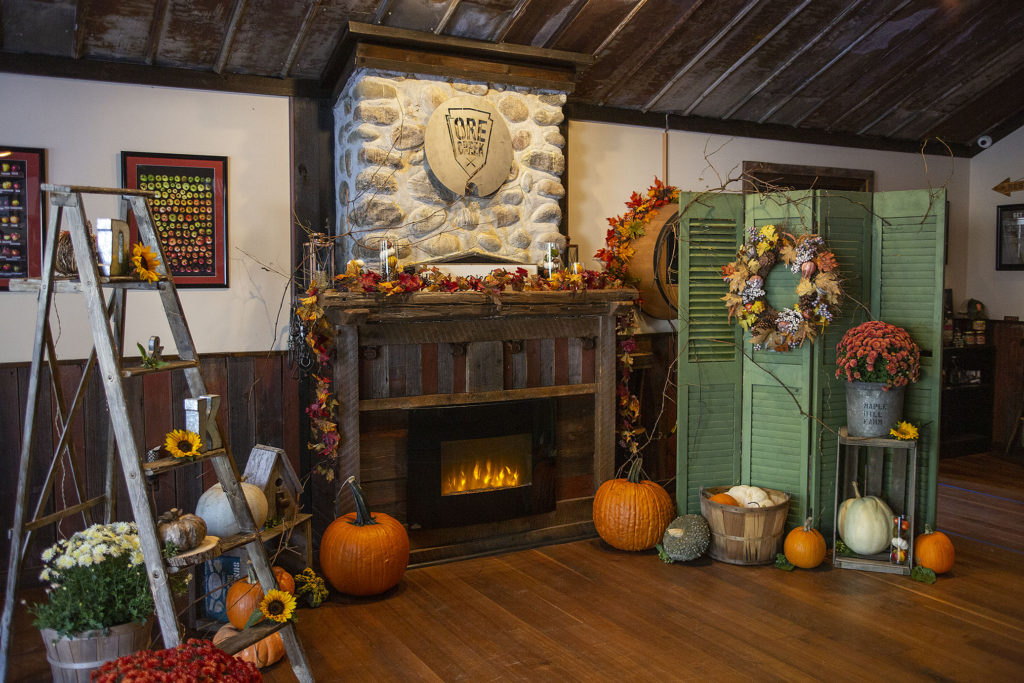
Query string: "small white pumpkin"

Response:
xmin=838 ymin=481 xmax=893 ymax=555
xmin=727 ymin=484 xmax=771 ymax=507
xmin=195 ymin=482 xmax=269 ymax=537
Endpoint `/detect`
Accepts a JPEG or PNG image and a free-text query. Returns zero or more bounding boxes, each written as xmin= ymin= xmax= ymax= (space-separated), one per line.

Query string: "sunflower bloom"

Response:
xmin=164 ymin=429 xmax=202 ymax=458
xmin=131 ymin=243 xmax=160 ymax=282
xmin=890 ymin=421 xmax=919 ymax=441
xmin=259 ymin=589 xmax=297 ymax=623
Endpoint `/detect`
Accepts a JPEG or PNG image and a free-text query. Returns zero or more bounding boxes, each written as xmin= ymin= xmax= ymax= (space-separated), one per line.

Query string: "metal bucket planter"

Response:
xmin=40 ymin=619 xmax=152 ymax=682
xmin=845 ymin=382 xmax=905 ymax=437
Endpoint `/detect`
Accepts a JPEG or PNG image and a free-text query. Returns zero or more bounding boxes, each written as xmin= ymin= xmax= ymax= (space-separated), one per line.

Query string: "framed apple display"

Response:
xmin=121 ymin=151 xmax=228 ymax=287
xmin=0 ymin=146 xmax=45 ymax=290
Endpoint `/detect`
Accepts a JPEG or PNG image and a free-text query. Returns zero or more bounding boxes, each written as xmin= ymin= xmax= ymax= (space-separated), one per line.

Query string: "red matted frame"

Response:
xmin=121 ymin=151 xmax=228 ymax=287
xmin=0 ymin=146 xmax=45 ymax=290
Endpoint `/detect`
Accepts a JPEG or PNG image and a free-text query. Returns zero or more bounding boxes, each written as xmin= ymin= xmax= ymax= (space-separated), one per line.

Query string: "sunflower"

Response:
xmin=164 ymin=429 xmax=202 ymax=459
xmin=890 ymin=421 xmax=919 ymax=441
xmin=259 ymin=589 xmax=297 ymax=623
xmin=131 ymin=243 xmax=161 ymax=282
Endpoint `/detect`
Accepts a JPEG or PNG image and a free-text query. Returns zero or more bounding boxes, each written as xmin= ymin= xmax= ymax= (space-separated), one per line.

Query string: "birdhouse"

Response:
xmin=242 ymin=445 xmax=302 ymax=523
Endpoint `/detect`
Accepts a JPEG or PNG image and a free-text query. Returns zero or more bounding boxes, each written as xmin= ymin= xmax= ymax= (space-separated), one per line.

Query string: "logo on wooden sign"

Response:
xmin=426 ymin=96 xmax=513 ymax=197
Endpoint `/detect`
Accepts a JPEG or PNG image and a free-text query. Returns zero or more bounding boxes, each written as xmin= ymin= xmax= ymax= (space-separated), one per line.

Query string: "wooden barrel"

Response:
xmin=628 ymin=203 xmax=678 ymax=320
xmin=699 ymin=486 xmax=791 ymax=565
xmin=40 ymin=620 xmax=152 ymax=682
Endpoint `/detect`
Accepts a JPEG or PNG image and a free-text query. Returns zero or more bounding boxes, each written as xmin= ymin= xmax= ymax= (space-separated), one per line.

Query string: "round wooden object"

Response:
xmin=699 ymin=486 xmax=791 ymax=565
xmin=164 ymin=534 xmax=220 ymax=567
xmin=628 ymin=203 xmax=678 ymax=319
xmin=424 ymin=96 xmax=513 ymax=198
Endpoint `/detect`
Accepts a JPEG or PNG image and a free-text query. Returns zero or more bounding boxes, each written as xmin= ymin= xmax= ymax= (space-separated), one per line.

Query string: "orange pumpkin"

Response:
xmin=213 ymin=623 xmax=285 ymax=668
xmin=320 ymin=476 xmax=410 ymax=596
xmin=593 ymin=459 xmax=674 ymax=551
xmin=915 ymin=525 xmax=955 ymax=574
xmin=708 ymin=492 xmax=740 ymax=506
xmin=783 ymin=517 xmax=827 ymax=569
xmin=225 ymin=567 xmax=263 ymax=629
xmin=273 ymin=566 xmax=295 ymax=595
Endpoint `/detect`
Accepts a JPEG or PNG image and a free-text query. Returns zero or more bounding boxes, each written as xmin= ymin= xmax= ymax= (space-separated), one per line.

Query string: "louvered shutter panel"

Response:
xmin=676 ymin=192 xmax=744 ymax=514
xmin=812 ymin=190 xmax=873 ymax=538
xmin=872 ymin=190 xmax=945 ymax=527
xmin=742 ymin=191 xmax=816 ymax=528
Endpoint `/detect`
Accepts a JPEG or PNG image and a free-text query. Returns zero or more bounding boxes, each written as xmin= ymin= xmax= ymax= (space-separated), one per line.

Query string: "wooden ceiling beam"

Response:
xmin=643 ymin=0 xmax=761 ymax=112
xmin=494 ymin=0 xmax=532 ymax=43
xmin=591 ymin=0 xmax=648 ymax=57
xmin=145 ymin=0 xmax=171 ymax=65
xmin=434 ymin=0 xmax=461 ymax=35
xmin=215 ymin=0 xmax=250 ymax=75
xmin=281 ymin=0 xmax=323 ymax=78
xmin=541 ymin=0 xmax=587 ymax=49
xmin=566 ymin=101 xmax=973 ymax=157
xmin=73 ymin=0 xmax=91 ymax=59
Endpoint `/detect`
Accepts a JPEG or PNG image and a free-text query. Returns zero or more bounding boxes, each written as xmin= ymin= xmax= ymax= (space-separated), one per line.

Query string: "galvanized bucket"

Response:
xmin=845 ymin=382 xmax=905 ymax=437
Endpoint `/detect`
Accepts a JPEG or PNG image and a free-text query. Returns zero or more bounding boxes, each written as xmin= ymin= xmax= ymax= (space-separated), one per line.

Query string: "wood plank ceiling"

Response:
xmin=3 ymin=0 xmax=1024 ymax=156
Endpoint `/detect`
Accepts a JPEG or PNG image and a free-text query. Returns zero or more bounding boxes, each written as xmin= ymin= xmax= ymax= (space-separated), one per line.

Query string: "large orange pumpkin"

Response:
xmin=320 ymin=476 xmax=410 ymax=596
xmin=593 ymin=459 xmax=674 ymax=551
xmin=273 ymin=566 xmax=295 ymax=595
xmin=213 ymin=623 xmax=285 ymax=668
xmin=708 ymin=492 xmax=740 ymax=506
xmin=915 ymin=525 xmax=955 ymax=574
xmin=783 ymin=517 xmax=827 ymax=569
xmin=225 ymin=565 xmax=294 ymax=628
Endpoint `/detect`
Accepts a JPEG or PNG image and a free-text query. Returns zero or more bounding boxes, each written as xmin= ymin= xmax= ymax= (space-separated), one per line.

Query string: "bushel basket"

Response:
xmin=700 ymin=486 xmax=791 ymax=565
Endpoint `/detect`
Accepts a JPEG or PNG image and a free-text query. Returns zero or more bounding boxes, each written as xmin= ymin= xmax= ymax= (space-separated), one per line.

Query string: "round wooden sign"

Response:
xmin=425 ymin=95 xmax=513 ymax=197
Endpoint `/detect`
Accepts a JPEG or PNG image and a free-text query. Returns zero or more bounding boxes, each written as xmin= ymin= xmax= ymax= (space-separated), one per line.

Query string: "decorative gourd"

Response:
xmin=195 ymin=482 xmax=269 ymax=537
xmin=593 ymin=459 xmax=674 ymax=551
xmin=156 ymin=507 xmax=207 ymax=551
xmin=272 ymin=566 xmax=295 ymax=595
xmin=708 ymin=492 xmax=740 ymax=506
xmin=320 ymin=476 xmax=410 ymax=596
xmin=915 ymin=525 xmax=955 ymax=574
xmin=837 ymin=482 xmax=893 ymax=555
xmin=225 ymin=565 xmax=263 ymax=629
xmin=213 ymin=623 xmax=285 ymax=668
xmin=783 ymin=517 xmax=827 ymax=569
xmin=659 ymin=515 xmax=711 ymax=562
xmin=725 ymin=485 xmax=771 ymax=508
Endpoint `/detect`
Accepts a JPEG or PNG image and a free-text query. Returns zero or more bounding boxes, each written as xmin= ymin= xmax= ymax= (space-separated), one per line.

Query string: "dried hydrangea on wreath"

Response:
xmin=721 ymin=224 xmax=842 ymax=351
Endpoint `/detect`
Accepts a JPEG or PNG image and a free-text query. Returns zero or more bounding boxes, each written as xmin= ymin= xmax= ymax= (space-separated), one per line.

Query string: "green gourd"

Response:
xmin=657 ymin=514 xmax=711 ymax=563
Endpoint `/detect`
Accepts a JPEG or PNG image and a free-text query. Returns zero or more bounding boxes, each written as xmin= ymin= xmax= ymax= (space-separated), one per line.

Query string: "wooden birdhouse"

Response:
xmin=242 ymin=445 xmax=302 ymax=523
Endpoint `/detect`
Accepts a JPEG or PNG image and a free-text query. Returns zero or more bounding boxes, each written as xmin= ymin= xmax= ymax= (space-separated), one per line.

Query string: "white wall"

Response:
xmin=567 ymin=120 xmax=972 ymax=323
xmin=965 ymin=125 xmax=1024 ymax=319
xmin=0 ymin=74 xmax=291 ymax=363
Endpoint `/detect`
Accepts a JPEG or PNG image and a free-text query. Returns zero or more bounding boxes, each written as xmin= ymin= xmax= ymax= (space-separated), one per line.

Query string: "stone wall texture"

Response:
xmin=335 ymin=69 xmax=568 ymax=269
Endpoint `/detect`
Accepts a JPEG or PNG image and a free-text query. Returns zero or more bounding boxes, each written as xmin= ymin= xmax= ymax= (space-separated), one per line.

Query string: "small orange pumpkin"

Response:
xmin=213 ymin=623 xmax=285 ymax=668
xmin=225 ymin=566 xmax=263 ymax=629
xmin=783 ymin=517 xmax=827 ymax=569
xmin=320 ymin=476 xmax=410 ymax=596
xmin=273 ymin=566 xmax=295 ymax=595
xmin=915 ymin=525 xmax=955 ymax=574
xmin=708 ymin=492 xmax=740 ymax=506
xmin=593 ymin=459 xmax=674 ymax=551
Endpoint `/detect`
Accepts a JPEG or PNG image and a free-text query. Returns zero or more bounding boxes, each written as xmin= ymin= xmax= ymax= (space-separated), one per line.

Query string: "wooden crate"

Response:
xmin=833 ymin=427 xmax=917 ymax=575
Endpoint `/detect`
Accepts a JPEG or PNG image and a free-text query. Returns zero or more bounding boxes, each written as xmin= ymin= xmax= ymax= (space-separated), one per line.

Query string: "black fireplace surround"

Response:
xmin=406 ymin=399 xmax=557 ymax=529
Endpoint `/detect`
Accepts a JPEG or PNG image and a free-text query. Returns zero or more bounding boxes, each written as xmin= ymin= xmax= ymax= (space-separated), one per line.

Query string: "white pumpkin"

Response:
xmin=838 ymin=481 xmax=893 ymax=555
xmin=727 ymin=485 xmax=771 ymax=508
xmin=195 ymin=482 xmax=269 ymax=537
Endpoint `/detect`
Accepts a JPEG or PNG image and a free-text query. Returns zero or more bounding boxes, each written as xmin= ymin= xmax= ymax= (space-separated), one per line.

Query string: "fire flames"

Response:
xmin=442 ymin=458 xmax=522 ymax=495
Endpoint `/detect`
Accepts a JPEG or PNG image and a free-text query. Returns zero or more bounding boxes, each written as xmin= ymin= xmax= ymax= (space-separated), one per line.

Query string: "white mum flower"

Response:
xmin=55 ymin=554 xmax=74 ymax=570
xmin=129 ymin=550 xmax=144 ymax=566
xmin=41 ymin=547 xmax=55 ymax=562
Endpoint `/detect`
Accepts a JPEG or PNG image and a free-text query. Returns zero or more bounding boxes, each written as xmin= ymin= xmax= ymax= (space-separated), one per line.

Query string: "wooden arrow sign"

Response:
xmin=993 ymin=177 xmax=1024 ymax=196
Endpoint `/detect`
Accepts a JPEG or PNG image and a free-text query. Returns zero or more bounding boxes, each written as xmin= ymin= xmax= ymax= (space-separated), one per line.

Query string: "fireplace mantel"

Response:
xmin=319 ymin=288 xmax=636 ymax=562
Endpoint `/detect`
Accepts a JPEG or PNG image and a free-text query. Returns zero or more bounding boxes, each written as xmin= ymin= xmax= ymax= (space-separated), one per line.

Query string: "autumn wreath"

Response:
xmin=721 ymin=224 xmax=842 ymax=351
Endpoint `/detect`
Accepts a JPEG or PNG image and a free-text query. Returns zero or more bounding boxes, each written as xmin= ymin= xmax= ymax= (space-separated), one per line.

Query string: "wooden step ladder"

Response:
xmin=0 ymin=184 xmax=313 ymax=681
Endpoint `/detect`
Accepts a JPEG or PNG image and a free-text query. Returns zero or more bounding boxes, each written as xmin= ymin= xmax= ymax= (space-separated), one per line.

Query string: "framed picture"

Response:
xmin=996 ymin=203 xmax=1024 ymax=271
xmin=1 ymin=146 xmax=45 ymax=290
xmin=122 ymin=151 xmax=228 ymax=287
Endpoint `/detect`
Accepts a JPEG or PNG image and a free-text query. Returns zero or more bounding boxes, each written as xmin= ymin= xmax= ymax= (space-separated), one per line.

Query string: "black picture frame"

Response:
xmin=121 ymin=151 xmax=228 ymax=287
xmin=996 ymin=203 xmax=1024 ymax=271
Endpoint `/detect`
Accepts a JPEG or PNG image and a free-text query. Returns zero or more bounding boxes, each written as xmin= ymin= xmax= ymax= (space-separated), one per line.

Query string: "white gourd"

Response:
xmin=195 ymin=482 xmax=269 ymax=537
xmin=838 ymin=481 xmax=893 ymax=555
xmin=727 ymin=485 xmax=772 ymax=508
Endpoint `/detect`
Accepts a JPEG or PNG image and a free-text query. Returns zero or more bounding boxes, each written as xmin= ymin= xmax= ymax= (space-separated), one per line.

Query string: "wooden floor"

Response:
xmin=7 ymin=453 xmax=1024 ymax=681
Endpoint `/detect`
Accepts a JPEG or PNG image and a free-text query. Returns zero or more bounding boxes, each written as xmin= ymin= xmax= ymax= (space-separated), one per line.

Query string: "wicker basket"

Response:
xmin=700 ymin=486 xmax=791 ymax=565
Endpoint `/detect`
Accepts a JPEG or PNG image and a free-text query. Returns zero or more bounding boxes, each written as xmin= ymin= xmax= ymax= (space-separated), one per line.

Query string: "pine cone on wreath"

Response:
xmin=55 ymin=231 xmax=77 ymax=276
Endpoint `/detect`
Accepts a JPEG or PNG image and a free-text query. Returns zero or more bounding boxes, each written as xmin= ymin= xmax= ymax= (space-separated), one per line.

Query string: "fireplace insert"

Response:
xmin=406 ymin=399 xmax=557 ymax=529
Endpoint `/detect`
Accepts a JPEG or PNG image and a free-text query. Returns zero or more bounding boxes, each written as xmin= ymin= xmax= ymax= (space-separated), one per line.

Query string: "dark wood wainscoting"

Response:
xmin=0 ymin=351 xmax=301 ymax=586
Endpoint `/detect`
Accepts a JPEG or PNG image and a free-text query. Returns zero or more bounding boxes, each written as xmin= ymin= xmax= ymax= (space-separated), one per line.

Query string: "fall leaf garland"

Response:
xmin=721 ymin=225 xmax=842 ymax=351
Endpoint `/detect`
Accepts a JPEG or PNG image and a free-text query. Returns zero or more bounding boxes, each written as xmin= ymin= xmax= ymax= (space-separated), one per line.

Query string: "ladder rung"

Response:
xmin=214 ymin=620 xmax=289 ymax=655
xmin=9 ymin=277 xmax=166 ymax=293
xmin=143 ymin=447 xmax=227 ymax=475
xmin=122 ymin=358 xmax=200 ymax=377
xmin=164 ymin=513 xmax=312 ymax=568
xmin=23 ymin=495 xmax=106 ymax=532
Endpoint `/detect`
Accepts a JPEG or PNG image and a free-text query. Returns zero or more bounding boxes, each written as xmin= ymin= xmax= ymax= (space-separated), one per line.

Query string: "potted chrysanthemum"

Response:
xmin=30 ymin=522 xmax=154 ymax=682
xmin=835 ymin=320 xmax=921 ymax=437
